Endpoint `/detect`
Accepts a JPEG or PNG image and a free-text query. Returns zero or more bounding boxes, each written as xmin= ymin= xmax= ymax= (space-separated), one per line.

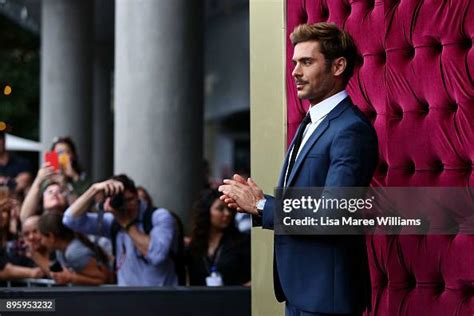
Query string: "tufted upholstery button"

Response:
xmin=436 ymin=279 xmax=446 ymax=294
xmin=393 ymin=109 xmax=403 ymax=120
xmin=367 ymin=110 xmax=377 ymax=121
xmin=433 ymin=160 xmax=444 ymax=173
xmin=434 ymin=42 xmax=443 ymax=53
xmin=380 ymin=51 xmax=387 ymax=63
xmin=345 ymin=3 xmax=352 ymax=14
xmin=449 ymin=104 xmax=458 ymax=112
xmin=321 ymin=8 xmax=329 ymax=20
xmin=407 ymin=46 xmax=415 ymax=59
xmin=463 ymin=38 xmax=472 ymax=49
xmin=406 ymin=161 xmax=416 ymax=174
xmin=380 ymin=273 xmax=388 ymax=287
xmin=406 ymin=274 xmax=417 ymax=290
xmin=420 ymin=103 xmax=429 ymax=116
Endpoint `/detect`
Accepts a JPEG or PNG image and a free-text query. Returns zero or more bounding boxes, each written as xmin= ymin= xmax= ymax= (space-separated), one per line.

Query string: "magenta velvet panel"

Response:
xmin=286 ymin=0 xmax=474 ymax=315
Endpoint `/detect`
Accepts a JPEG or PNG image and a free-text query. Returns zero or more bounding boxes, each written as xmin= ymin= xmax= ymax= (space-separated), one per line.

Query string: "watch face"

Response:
xmin=257 ymin=199 xmax=265 ymax=210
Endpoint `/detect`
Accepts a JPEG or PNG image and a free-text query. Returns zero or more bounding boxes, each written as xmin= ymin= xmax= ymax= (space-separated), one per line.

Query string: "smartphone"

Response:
xmin=44 ymin=151 xmax=59 ymax=172
xmin=49 ymin=261 xmax=63 ymax=272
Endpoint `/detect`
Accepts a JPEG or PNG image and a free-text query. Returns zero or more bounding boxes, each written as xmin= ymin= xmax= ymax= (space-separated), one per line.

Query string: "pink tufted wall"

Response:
xmin=286 ymin=0 xmax=473 ymax=315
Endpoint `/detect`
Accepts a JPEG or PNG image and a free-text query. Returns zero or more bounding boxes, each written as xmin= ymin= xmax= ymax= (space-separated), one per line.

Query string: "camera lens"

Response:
xmin=110 ymin=194 xmax=124 ymax=209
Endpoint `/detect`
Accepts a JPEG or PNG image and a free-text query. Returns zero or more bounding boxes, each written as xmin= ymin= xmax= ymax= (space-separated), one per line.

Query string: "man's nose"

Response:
xmin=292 ymin=64 xmax=302 ymax=78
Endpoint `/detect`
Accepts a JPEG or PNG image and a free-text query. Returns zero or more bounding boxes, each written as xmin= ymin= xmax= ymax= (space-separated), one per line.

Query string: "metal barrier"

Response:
xmin=0 ymin=286 xmax=251 ymax=316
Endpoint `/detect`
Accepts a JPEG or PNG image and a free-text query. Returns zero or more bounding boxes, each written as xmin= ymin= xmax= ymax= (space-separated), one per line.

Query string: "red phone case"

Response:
xmin=45 ymin=151 xmax=59 ymax=171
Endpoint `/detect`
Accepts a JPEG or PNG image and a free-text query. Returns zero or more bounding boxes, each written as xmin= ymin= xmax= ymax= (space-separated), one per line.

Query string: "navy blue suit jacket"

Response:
xmin=254 ymin=97 xmax=378 ymax=314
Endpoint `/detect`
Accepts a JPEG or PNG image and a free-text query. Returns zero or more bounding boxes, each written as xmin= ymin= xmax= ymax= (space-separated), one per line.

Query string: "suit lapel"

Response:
xmin=285 ymin=98 xmax=352 ymax=187
xmin=277 ymin=124 xmax=302 ymax=187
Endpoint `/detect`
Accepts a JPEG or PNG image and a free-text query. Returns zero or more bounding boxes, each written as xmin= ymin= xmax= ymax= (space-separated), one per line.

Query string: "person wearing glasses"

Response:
xmin=62 ymin=174 xmax=179 ymax=286
xmin=20 ymin=172 xmax=69 ymax=223
xmin=20 ymin=136 xmax=87 ymax=223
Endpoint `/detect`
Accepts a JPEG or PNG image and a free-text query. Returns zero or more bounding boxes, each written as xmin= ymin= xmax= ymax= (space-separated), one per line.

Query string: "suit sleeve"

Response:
xmin=251 ymin=194 xmax=275 ymax=230
xmin=325 ymin=121 xmax=378 ymax=187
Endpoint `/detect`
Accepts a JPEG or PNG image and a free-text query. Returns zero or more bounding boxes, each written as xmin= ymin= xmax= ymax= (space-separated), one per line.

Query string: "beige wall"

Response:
xmin=250 ymin=0 xmax=286 ymax=315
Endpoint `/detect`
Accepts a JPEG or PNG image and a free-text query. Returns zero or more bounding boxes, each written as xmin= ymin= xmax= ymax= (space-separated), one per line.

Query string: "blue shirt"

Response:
xmin=63 ymin=201 xmax=178 ymax=286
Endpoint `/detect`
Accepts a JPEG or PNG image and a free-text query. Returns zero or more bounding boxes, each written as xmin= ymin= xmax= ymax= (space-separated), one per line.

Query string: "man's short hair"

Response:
xmin=111 ymin=174 xmax=137 ymax=194
xmin=290 ymin=22 xmax=358 ymax=84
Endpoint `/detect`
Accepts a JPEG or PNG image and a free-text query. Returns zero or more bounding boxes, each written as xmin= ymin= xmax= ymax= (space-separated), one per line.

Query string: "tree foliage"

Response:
xmin=0 ymin=15 xmax=39 ymax=140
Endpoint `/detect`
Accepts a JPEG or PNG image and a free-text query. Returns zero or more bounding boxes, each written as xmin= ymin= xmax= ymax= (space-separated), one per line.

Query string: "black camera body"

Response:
xmin=110 ymin=193 xmax=125 ymax=210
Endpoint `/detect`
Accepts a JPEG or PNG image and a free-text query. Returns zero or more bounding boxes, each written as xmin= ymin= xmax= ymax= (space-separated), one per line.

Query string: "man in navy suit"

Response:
xmin=219 ymin=23 xmax=378 ymax=316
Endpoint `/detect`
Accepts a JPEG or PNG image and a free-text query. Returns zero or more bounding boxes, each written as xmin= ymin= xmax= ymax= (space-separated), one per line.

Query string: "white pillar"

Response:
xmin=40 ymin=0 xmax=93 ymax=172
xmin=114 ymin=0 xmax=204 ymax=228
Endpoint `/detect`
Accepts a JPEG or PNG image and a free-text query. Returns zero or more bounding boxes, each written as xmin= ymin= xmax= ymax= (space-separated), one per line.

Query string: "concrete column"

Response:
xmin=40 ymin=0 xmax=93 ymax=172
xmin=92 ymin=0 xmax=114 ymax=182
xmin=92 ymin=46 xmax=113 ymax=181
xmin=114 ymin=0 xmax=204 ymax=229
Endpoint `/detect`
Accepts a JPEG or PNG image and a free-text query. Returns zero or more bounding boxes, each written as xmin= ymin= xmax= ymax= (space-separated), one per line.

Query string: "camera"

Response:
xmin=110 ymin=193 xmax=125 ymax=210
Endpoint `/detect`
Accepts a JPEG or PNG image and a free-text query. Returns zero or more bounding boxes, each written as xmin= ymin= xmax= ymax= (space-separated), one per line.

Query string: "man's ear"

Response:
xmin=332 ymin=57 xmax=347 ymax=77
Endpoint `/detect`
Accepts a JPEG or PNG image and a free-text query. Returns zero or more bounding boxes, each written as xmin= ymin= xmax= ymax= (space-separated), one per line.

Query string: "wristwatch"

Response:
xmin=256 ymin=199 xmax=266 ymax=217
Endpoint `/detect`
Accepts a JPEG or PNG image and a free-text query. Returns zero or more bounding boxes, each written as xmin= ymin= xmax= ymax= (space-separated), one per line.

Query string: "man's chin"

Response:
xmin=297 ymin=92 xmax=309 ymax=100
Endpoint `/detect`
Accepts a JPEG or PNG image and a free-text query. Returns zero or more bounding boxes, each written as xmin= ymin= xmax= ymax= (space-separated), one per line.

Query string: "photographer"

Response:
xmin=62 ymin=174 xmax=179 ymax=286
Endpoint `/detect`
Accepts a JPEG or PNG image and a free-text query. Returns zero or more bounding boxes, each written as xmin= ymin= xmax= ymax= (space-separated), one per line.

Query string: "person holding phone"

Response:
xmin=20 ymin=163 xmax=68 ymax=223
xmin=50 ymin=136 xmax=90 ymax=198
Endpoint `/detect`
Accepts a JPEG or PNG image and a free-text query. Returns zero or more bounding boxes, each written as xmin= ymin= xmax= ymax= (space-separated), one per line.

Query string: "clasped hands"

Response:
xmin=218 ymin=174 xmax=264 ymax=216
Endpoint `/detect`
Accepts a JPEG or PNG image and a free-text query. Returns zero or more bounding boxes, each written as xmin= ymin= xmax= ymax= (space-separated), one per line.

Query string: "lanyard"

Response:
xmin=203 ymin=242 xmax=223 ymax=274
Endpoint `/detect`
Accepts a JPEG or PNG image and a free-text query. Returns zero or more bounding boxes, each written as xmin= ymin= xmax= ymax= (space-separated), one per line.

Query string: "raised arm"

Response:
xmin=63 ymin=179 xmax=123 ymax=237
xmin=20 ymin=163 xmax=55 ymax=223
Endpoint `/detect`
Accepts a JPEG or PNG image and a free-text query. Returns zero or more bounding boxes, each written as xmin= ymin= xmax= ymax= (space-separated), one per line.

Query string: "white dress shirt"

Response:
xmin=283 ymin=90 xmax=348 ymax=187
xmin=296 ymin=90 xmax=348 ymax=157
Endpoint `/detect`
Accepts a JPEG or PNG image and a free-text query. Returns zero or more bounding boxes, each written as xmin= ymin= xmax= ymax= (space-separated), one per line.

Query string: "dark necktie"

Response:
xmin=284 ymin=114 xmax=312 ymax=186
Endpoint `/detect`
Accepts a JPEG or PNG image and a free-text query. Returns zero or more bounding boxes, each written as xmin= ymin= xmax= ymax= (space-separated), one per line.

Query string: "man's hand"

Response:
xmin=218 ymin=174 xmax=264 ymax=215
xmin=92 ymin=179 xmax=124 ymax=196
xmin=51 ymin=268 xmax=74 ymax=284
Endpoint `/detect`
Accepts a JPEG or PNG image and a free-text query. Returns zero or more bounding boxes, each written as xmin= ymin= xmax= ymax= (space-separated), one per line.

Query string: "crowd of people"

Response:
xmin=0 ymin=130 xmax=250 ymax=287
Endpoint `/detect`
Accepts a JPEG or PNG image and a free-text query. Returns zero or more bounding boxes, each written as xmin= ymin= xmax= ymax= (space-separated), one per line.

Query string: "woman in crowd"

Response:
xmin=38 ymin=212 xmax=111 ymax=285
xmin=20 ymin=215 xmax=52 ymax=273
xmin=0 ymin=202 xmax=44 ymax=282
xmin=20 ymin=136 xmax=89 ymax=223
xmin=20 ymin=171 xmax=68 ymax=223
xmin=1 ymin=198 xmax=17 ymax=243
xmin=50 ymin=136 xmax=90 ymax=198
xmin=186 ymin=189 xmax=250 ymax=286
